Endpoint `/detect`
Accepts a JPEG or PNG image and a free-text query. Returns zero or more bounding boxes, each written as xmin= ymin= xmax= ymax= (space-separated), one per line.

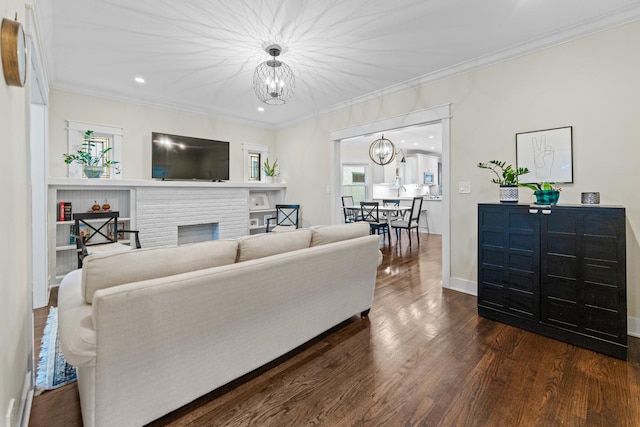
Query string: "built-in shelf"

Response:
xmin=49 ymin=180 xmax=287 ymax=283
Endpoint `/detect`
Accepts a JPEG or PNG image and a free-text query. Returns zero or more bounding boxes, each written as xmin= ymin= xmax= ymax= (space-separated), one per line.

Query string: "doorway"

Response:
xmin=329 ymin=105 xmax=451 ymax=287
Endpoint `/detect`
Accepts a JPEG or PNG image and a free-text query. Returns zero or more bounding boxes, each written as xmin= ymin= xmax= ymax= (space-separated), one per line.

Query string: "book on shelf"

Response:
xmin=69 ymin=225 xmax=76 ymax=244
xmin=58 ymin=202 xmax=72 ymax=221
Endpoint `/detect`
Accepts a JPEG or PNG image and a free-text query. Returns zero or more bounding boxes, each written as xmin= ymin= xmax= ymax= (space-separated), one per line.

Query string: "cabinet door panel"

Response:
xmin=478 ymin=204 xmax=539 ymax=321
xmin=584 ymin=262 xmax=618 ymax=286
xmin=542 ymin=276 xmax=577 ymax=301
xmin=508 ymin=290 xmax=535 ymax=318
xmin=584 ymin=308 xmax=623 ymax=340
xmin=584 ymin=239 xmax=617 ymax=261
xmin=545 ymin=299 xmax=579 ymax=328
xmin=546 ymin=254 xmax=578 ymax=279
xmin=584 ymin=282 xmax=619 ymax=310
xmin=480 ymin=283 xmax=505 ymax=308
xmin=509 ymin=270 xmax=535 ymax=293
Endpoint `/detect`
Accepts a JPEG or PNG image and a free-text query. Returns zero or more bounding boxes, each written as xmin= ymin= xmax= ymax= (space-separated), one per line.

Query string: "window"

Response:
xmin=66 ymin=121 xmax=122 ymax=179
xmin=248 ymin=152 xmax=261 ymax=181
xmin=242 ymin=143 xmax=270 ymax=183
xmin=342 ymin=164 xmax=368 ymax=203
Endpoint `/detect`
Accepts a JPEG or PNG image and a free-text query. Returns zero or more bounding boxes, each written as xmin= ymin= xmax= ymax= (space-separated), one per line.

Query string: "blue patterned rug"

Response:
xmin=35 ymin=307 xmax=77 ymax=393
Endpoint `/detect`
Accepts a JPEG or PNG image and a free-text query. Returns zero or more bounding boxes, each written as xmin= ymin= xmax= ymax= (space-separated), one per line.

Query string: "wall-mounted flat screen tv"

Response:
xmin=152 ymin=132 xmax=229 ymax=181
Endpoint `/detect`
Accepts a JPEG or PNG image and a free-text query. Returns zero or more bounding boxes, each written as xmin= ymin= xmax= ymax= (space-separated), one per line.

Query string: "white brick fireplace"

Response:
xmin=136 ymin=186 xmax=247 ymax=247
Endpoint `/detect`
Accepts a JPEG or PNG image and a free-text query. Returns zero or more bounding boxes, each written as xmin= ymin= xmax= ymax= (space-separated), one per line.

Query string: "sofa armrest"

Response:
xmin=57 ymin=269 xmax=97 ymax=367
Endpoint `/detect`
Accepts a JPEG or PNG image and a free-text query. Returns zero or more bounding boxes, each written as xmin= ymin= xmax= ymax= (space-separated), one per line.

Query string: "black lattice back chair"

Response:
xmin=390 ymin=196 xmax=423 ymax=247
xmin=265 ymin=205 xmax=300 ymax=232
xmin=73 ymin=212 xmax=141 ymax=268
xmin=382 ymin=198 xmax=402 ymax=221
xmin=360 ymin=202 xmax=391 ymax=245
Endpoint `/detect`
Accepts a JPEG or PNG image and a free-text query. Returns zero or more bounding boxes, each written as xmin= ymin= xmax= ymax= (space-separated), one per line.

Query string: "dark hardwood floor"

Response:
xmin=30 ymin=234 xmax=640 ymax=426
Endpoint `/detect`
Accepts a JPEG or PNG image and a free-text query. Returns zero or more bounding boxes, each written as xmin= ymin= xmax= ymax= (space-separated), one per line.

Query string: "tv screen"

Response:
xmin=152 ymin=132 xmax=229 ymax=181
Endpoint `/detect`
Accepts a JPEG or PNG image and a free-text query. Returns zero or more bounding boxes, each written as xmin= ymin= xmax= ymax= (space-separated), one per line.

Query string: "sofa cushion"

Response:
xmin=81 ymin=239 xmax=239 ymax=304
xmin=310 ymin=223 xmax=371 ymax=246
xmin=237 ymin=229 xmax=312 ymax=262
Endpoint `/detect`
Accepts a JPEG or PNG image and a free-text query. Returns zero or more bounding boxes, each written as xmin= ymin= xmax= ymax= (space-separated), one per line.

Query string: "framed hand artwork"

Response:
xmin=516 ymin=126 xmax=573 ymax=184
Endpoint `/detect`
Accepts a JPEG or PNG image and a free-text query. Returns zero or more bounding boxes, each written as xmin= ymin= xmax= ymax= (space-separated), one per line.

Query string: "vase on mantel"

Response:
xmin=265 ymin=176 xmax=275 ymax=184
xmin=83 ymin=166 xmax=104 ymax=179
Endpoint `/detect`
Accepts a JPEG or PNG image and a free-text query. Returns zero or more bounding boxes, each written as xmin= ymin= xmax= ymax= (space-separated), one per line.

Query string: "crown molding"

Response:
xmin=50 ymin=83 xmax=280 ymax=130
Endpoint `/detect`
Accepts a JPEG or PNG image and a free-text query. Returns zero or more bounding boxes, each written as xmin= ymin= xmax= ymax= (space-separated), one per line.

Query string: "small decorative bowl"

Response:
xmin=581 ymin=192 xmax=600 ymax=204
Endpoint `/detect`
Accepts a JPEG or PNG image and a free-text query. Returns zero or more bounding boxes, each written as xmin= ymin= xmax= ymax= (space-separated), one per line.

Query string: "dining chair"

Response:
xmin=360 ymin=202 xmax=391 ymax=245
xmin=73 ymin=211 xmax=141 ymax=268
xmin=390 ymin=196 xmax=423 ymax=247
xmin=341 ymin=196 xmax=362 ymax=223
xmin=265 ymin=204 xmax=300 ymax=232
xmin=382 ymin=198 xmax=402 ymax=221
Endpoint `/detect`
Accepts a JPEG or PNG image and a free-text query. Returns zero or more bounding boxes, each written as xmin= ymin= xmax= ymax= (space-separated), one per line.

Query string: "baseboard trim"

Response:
xmin=628 ymin=316 xmax=640 ymax=338
xmin=445 ymin=277 xmax=477 ymax=296
xmin=445 ymin=279 xmax=640 ymax=339
xmin=19 ymin=371 xmax=32 ymax=427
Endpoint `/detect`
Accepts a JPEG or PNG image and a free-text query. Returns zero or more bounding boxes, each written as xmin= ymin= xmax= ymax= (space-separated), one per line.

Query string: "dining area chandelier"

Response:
xmin=253 ymin=44 xmax=295 ymax=105
xmin=368 ymin=134 xmax=397 ymax=165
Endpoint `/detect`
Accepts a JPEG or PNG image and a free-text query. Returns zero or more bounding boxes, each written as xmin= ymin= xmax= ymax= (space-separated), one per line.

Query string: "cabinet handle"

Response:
xmin=542 ymin=209 xmax=552 ymax=215
xmin=529 ymin=209 xmax=538 ymax=214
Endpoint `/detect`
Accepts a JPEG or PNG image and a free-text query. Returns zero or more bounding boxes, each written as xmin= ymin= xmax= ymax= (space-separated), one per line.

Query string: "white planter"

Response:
xmin=499 ymin=185 xmax=519 ymax=203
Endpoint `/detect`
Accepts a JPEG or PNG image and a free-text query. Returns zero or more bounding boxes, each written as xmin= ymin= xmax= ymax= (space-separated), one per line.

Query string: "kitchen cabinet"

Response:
xmin=477 ymin=203 xmax=627 ymax=359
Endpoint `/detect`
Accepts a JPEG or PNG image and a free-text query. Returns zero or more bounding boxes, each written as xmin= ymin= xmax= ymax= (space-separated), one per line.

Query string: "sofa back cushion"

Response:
xmin=237 ymin=229 xmax=312 ymax=262
xmin=81 ymin=239 xmax=239 ymax=304
xmin=310 ymin=223 xmax=371 ymax=246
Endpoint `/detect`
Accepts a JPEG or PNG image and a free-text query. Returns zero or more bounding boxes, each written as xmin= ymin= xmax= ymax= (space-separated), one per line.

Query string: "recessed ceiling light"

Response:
xmin=413 ymin=143 xmax=419 ymax=146
xmin=429 ymin=135 xmax=434 ymax=139
xmin=257 ymin=107 xmax=265 ymax=112
xmin=401 ymin=140 xmax=406 ymax=143
xmin=134 ymin=76 xmax=145 ymax=84
xmin=431 ymin=146 xmax=435 ymax=150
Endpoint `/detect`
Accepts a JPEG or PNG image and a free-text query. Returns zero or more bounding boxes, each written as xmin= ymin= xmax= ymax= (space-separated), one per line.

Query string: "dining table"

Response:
xmin=343 ymin=205 xmax=412 ymax=214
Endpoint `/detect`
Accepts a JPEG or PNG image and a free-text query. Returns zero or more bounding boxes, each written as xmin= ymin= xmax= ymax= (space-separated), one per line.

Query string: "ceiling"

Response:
xmin=35 ymin=0 xmax=640 ymax=128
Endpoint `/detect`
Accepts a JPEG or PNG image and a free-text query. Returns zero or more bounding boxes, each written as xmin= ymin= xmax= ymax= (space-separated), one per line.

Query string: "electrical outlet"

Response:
xmin=5 ymin=398 xmax=15 ymax=427
xmin=458 ymin=182 xmax=471 ymax=194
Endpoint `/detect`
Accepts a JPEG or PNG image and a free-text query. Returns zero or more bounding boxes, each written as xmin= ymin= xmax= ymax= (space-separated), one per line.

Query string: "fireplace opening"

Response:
xmin=177 ymin=223 xmax=219 ymax=245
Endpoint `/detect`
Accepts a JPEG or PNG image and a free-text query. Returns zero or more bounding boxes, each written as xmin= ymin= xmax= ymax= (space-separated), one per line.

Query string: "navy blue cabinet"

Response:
xmin=478 ymin=203 xmax=627 ymax=359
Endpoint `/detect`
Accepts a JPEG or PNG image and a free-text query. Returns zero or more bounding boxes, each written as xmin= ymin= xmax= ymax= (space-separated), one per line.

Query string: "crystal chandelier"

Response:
xmin=253 ymin=44 xmax=295 ymax=105
xmin=368 ymin=134 xmax=397 ymax=165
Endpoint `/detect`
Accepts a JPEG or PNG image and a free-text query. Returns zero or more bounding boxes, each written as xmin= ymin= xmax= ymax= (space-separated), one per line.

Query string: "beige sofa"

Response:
xmin=57 ymin=223 xmax=381 ymax=427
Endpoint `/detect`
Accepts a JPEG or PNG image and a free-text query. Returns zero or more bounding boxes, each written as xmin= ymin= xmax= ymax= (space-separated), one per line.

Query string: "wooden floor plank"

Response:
xmin=30 ymin=234 xmax=640 ymax=426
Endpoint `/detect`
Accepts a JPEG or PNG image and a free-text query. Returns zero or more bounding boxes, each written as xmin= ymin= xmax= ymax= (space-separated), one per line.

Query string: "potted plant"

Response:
xmin=262 ymin=157 xmax=279 ymax=183
xmin=63 ymin=130 xmax=120 ymax=178
xmin=520 ymin=181 xmax=561 ymax=205
xmin=477 ymin=160 xmax=530 ymax=203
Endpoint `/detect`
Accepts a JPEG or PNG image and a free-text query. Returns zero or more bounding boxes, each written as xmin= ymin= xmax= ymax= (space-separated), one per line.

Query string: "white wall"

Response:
xmin=276 ymin=21 xmax=640 ymax=322
xmin=1 ymin=0 xmax=32 ymax=424
xmin=48 ymin=90 xmax=276 ymax=181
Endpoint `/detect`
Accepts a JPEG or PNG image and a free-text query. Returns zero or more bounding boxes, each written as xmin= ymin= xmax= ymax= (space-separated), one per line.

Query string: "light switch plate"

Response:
xmin=459 ymin=182 xmax=471 ymax=194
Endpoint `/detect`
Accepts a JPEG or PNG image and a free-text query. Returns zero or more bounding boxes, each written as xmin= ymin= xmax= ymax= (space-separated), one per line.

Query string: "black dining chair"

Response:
xmin=390 ymin=196 xmax=423 ymax=247
xmin=382 ymin=198 xmax=402 ymax=222
xmin=360 ymin=202 xmax=391 ymax=245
